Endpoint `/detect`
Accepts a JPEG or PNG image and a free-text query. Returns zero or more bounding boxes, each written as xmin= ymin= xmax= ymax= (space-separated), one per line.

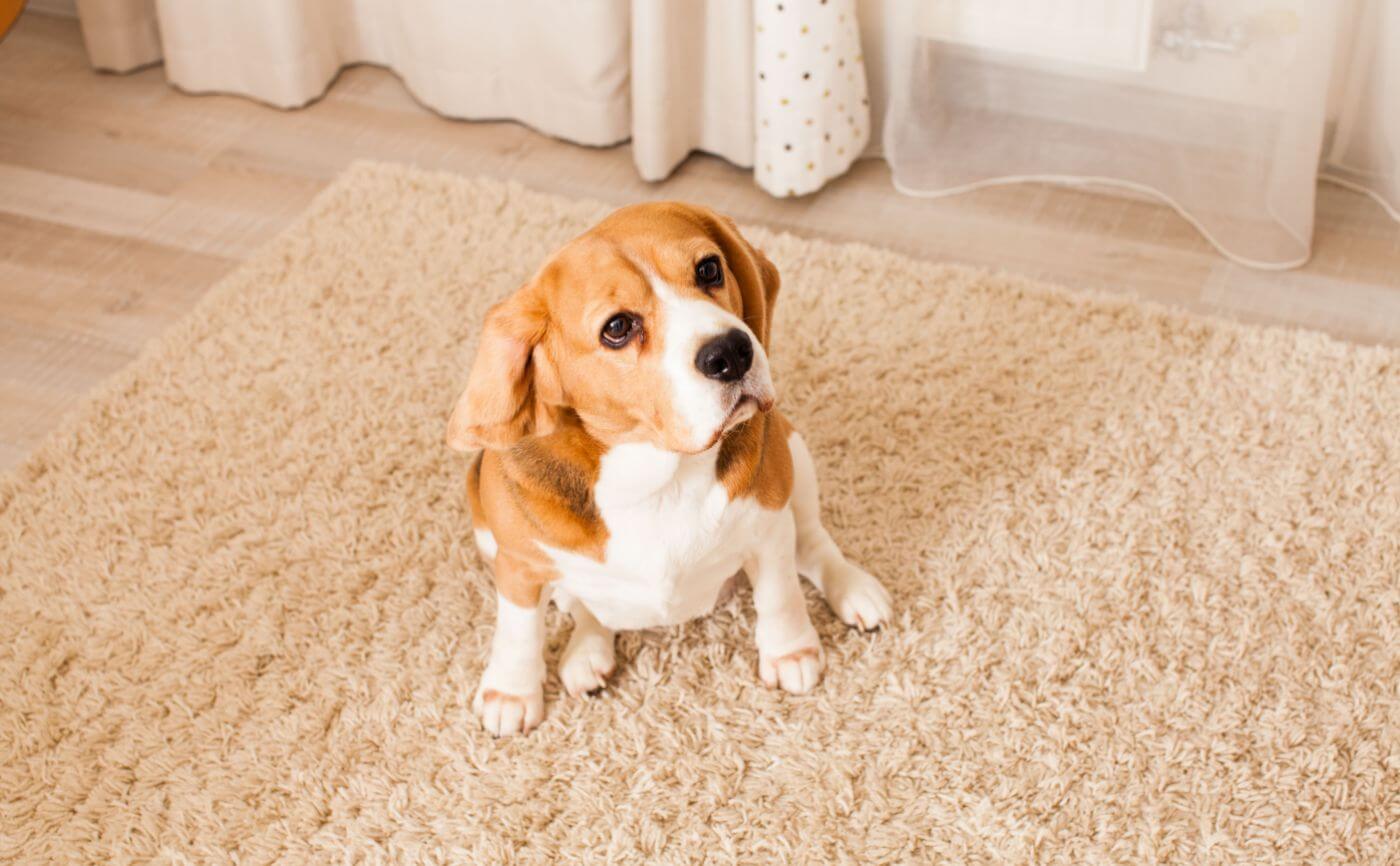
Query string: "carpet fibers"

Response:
xmin=2 ymin=164 xmax=1397 ymax=864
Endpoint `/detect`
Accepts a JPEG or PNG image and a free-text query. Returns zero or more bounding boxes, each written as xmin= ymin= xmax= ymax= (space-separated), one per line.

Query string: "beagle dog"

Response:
xmin=447 ymin=202 xmax=892 ymax=736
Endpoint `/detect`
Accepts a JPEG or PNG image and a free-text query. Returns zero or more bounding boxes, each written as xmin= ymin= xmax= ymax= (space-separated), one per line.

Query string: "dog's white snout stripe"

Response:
xmin=648 ymin=274 xmax=773 ymax=449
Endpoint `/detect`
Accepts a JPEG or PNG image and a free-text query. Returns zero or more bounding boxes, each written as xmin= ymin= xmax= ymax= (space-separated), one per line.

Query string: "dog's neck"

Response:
xmin=592 ymin=440 xmax=722 ymax=510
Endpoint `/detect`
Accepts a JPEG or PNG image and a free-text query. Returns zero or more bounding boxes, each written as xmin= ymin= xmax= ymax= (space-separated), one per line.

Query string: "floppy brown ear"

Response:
xmin=707 ymin=214 xmax=781 ymax=347
xmin=746 ymin=241 xmax=781 ymax=346
xmin=445 ymin=288 xmax=558 ymax=451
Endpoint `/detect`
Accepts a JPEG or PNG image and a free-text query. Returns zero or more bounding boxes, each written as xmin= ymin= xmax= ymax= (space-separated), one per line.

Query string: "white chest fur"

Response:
xmin=541 ymin=442 xmax=782 ymax=631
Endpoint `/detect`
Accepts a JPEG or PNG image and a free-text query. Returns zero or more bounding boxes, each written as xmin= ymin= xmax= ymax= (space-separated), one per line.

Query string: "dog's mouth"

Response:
xmin=711 ymin=385 xmax=775 ymax=443
xmin=721 ymin=396 xmax=758 ymax=432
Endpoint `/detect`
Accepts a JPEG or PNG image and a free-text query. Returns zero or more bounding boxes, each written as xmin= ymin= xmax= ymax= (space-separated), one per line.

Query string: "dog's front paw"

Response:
xmin=759 ymin=638 xmax=825 ymax=694
xmin=559 ymin=639 xmax=615 ymax=697
xmin=824 ymin=563 xmax=893 ymax=631
xmin=473 ymin=681 xmax=544 ymax=737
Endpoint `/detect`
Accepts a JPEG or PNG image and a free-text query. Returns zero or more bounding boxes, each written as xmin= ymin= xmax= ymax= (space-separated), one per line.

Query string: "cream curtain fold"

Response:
xmin=73 ymin=0 xmax=159 ymax=70
xmin=630 ymin=2 xmax=754 ymax=183
xmin=1321 ymin=0 xmax=1400 ymax=221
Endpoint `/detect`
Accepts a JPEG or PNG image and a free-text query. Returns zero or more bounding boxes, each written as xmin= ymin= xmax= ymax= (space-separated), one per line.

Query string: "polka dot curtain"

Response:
xmin=755 ymin=0 xmax=871 ymax=197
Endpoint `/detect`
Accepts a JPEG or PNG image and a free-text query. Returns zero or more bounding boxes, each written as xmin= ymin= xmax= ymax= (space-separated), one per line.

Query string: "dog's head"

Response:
xmin=446 ymin=203 xmax=781 ymax=454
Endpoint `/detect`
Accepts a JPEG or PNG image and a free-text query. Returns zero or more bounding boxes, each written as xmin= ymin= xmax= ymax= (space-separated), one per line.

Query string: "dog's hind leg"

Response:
xmin=786 ymin=431 xmax=893 ymax=631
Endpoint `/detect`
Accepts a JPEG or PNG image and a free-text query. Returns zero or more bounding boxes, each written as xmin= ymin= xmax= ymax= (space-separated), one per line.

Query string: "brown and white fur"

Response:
xmin=446 ymin=202 xmax=892 ymax=736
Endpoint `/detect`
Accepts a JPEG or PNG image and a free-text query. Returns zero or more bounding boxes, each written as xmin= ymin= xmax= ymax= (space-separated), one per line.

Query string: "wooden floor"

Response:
xmin=2 ymin=13 xmax=1398 ymax=471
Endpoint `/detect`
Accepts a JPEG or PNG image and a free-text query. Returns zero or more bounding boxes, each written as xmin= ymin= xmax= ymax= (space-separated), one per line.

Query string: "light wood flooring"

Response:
xmin=2 ymin=12 xmax=1398 ymax=470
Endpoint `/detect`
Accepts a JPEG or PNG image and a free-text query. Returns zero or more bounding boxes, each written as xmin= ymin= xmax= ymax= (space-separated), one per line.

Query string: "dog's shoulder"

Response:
xmin=474 ymin=420 xmax=610 ymax=565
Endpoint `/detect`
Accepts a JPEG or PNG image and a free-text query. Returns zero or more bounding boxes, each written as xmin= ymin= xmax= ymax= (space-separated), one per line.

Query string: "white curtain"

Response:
xmin=74 ymin=0 xmax=633 ymax=147
xmin=882 ymin=0 xmax=1400 ymax=268
xmin=1322 ymin=0 xmax=1400 ymax=222
xmin=74 ymin=0 xmax=1396 ymax=268
xmin=74 ymin=0 xmax=871 ymax=198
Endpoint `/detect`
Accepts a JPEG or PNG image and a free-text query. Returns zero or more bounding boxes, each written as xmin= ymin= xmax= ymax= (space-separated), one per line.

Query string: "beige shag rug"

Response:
xmin=2 ymin=163 xmax=1398 ymax=865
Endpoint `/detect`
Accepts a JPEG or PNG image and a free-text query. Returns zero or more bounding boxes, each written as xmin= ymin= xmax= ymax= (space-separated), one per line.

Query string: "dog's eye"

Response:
xmin=695 ymin=255 xmax=723 ymax=290
xmin=600 ymin=312 xmax=640 ymax=349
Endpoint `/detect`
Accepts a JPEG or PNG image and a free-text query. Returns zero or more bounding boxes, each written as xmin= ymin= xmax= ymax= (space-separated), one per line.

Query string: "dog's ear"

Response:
xmin=446 ymin=285 xmax=560 ymax=451
xmin=705 ymin=213 xmax=781 ymax=347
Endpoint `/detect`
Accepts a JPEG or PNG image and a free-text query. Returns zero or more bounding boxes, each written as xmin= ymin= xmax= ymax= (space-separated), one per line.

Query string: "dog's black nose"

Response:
xmin=695 ymin=329 xmax=754 ymax=383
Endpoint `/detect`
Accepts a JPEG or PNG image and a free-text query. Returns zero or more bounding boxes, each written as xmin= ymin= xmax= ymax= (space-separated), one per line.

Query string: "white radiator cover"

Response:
xmin=921 ymin=0 xmax=1156 ymax=71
